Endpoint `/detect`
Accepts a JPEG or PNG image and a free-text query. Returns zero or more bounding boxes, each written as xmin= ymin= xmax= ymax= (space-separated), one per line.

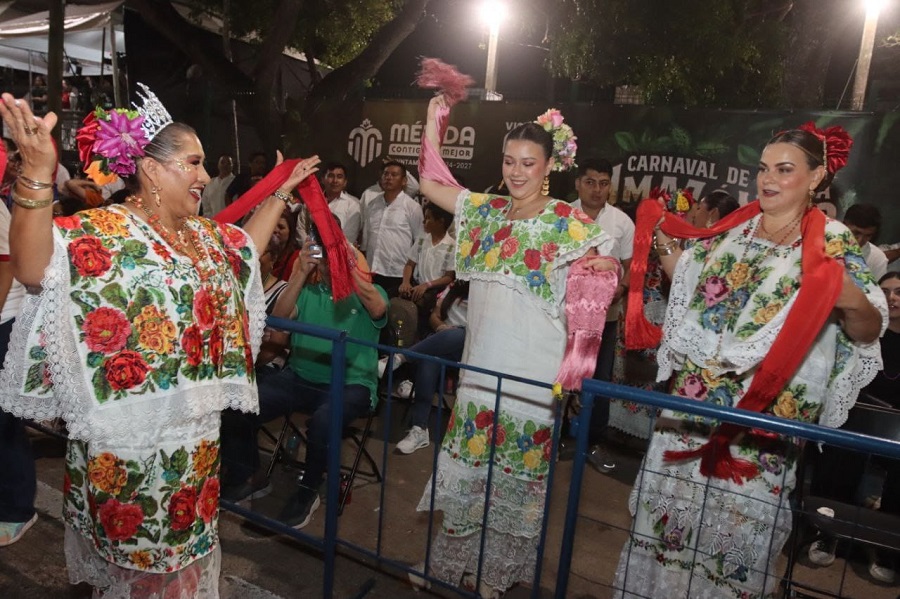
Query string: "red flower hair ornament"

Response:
xmin=794 ymin=121 xmax=853 ymax=175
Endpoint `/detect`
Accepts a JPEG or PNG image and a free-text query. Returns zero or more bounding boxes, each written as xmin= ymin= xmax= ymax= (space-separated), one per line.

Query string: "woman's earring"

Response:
xmin=151 ymin=186 xmax=162 ymax=207
xmin=541 ymin=176 xmax=550 ymax=196
xmin=808 ymin=189 xmax=816 ymax=204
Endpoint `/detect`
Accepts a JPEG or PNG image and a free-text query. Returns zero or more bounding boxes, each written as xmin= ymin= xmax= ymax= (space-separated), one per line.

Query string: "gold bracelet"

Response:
xmin=272 ymin=189 xmax=293 ymax=204
xmin=11 ymin=188 xmax=52 ymax=209
xmin=655 ymin=240 xmax=678 ymax=256
xmin=17 ymin=175 xmax=54 ymax=190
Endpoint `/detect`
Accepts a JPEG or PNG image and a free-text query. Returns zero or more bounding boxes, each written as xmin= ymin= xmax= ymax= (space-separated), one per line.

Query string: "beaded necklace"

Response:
xmin=704 ymin=210 xmax=805 ymax=370
xmin=126 ymin=195 xmax=225 ymax=283
xmin=122 ymin=198 xmax=233 ymax=345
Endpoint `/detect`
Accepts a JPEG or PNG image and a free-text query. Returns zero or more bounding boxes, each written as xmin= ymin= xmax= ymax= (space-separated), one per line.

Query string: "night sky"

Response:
xmin=370 ymin=0 xmax=557 ymax=102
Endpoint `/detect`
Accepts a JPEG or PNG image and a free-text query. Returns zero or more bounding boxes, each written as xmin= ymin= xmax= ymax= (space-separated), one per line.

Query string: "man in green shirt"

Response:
xmin=222 ymin=229 xmax=388 ymax=529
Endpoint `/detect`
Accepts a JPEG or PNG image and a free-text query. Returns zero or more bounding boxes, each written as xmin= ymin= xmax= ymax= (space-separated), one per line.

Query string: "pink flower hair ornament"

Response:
xmin=77 ymin=107 xmax=149 ymax=181
xmin=535 ymin=108 xmax=577 ymax=172
xmin=75 ymin=83 xmax=173 ymax=183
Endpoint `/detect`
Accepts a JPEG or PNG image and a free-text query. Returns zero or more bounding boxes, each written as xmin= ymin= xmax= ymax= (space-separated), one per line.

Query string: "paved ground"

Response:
xmin=2 ymin=400 xmax=899 ymax=599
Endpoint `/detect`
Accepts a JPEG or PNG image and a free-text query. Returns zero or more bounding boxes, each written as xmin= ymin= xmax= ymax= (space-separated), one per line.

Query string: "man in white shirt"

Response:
xmin=360 ymin=161 xmax=424 ymax=298
xmin=880 ymin=242 xmax=900 ymax=272
xmin=844 ymin=203 xmax=888 ymax=280
xmin=200 ymin=154 xmax=235 ymax=217
xmin=321 ymin=162 xmax=361 ymax=245
xmin=359 ymin=157 xmax=420 ymax=208
xmin=571 ymin=158 xmax=634 ymax=474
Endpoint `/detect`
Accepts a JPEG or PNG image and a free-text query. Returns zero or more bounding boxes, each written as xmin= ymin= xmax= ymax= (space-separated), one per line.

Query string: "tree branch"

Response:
xmin=126 ymin=0 xmax=253 ymax=93
xmin=306 ymin=0 xmax=430 ymax=110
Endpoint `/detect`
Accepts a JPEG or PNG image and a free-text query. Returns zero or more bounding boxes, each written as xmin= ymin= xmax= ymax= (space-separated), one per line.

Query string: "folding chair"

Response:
xmin=261 ymin=407 xmax=383 ymax=516
xmin=783 ymin=402 xmax=900 ymax=598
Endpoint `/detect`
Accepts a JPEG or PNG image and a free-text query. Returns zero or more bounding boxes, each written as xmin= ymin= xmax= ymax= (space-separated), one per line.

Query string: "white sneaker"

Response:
xmin=869 ymin=559 xmax=896 ymax=583
xmin=408 ymin=561 xmax=431 ymax=590
xmin=396 ymin=380 xmax=414 ymax=399
xmin=808 ymin=538 xmax=837 ymax=566
xmin=397 ymin=426 xmax=429 ymax=454
xmin=378 ymin=355 xmax=404 ymax=378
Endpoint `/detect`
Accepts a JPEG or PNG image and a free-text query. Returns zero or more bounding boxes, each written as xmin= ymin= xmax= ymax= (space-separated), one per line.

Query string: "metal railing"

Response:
xmin=25 ymin=313 xmax=900 ymax=598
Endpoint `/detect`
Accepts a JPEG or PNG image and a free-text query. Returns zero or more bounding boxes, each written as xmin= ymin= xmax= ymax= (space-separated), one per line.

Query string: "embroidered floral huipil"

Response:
xmin=0 ymin=206 xmax=265 ymax=574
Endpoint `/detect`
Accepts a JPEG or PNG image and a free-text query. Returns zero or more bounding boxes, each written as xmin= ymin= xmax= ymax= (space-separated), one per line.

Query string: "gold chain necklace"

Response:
xmin=704 ymin=210 xmax=805 ymax=370
xmin=506 ymin=197 xmax=544 ymax=220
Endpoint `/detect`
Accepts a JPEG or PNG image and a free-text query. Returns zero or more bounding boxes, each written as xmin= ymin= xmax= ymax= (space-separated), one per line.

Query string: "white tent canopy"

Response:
xmin=0 ymin=1 xmax=125 ymax=77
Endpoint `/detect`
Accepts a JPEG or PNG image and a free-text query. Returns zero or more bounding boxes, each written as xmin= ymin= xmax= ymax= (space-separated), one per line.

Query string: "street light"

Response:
xmin=479 ymin=0 xmax=507 ymax=98
xmin=851 ymin=0 xmax=886 ymax=110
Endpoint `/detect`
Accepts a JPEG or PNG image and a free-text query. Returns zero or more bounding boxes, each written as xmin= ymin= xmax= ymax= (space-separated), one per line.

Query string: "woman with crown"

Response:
xmin=614 ymin=124 xmax=887 ymax=597
xmin=0 ymin=88 xmax=319 ymax=597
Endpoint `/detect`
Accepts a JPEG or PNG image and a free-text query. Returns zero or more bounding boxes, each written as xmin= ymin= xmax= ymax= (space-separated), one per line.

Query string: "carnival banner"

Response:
xmin=309 ymin=101 xmax=900 ymax=238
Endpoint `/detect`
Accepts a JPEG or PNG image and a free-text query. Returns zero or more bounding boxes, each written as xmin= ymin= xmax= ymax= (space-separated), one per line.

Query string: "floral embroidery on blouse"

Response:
xmin=22 ymin=208 xmax=255 ymax=401
xmin=455 ymin=192 xmax=602 ymax=306
xmin=670 ymin=220 xmax=874 ymax=428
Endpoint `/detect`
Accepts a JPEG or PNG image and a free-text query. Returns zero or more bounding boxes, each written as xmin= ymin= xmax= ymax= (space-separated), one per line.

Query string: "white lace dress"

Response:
xmin=416 ymin=190 xmax=613 ymax=592
xmin=613 ymin=216 xmax=887 ymax=598
xmin=0 ymin=208 xmax=265 ymax=598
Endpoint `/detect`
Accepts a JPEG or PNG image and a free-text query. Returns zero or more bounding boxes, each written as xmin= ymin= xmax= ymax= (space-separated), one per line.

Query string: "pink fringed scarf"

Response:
xmin=554 ymin=258 xmax=620 ymax=391
xmin=213 ymin=160 xmax=357 ymax=301
xmin=416 ymin=58 xmax=471 ymax=188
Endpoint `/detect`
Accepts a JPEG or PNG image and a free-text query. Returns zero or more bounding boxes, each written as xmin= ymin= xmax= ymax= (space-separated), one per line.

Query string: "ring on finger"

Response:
xmin=24 ymin=125 xmax=38 ymax=135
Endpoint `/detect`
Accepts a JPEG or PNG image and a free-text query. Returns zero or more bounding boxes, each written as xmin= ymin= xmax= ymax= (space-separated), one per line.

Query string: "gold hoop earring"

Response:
xmin=151 ymin=186 xmax=162 ymax=207
xmin=541 ymin=176 xmax=550 ymax=196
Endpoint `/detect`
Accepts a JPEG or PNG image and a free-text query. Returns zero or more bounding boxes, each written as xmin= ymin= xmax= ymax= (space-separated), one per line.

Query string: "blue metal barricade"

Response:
xmin=557 ymin=379 xmax=900 ymax=599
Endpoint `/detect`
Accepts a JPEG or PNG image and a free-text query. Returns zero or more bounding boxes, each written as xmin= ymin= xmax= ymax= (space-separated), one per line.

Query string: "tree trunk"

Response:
xmin=305 ymin=0 xmax=430 ymax=115
xmin=128 ymin=0 xmax=430 ymax=154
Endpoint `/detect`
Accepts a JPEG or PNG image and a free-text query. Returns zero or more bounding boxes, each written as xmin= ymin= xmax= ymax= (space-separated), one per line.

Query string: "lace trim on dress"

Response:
xmin=417 ymin=452 xmax=548 ymax=539
xmin=657 ymin=248 xmax=800 ymax=381
xmin=616 ymin=429 xmax=797 ymax=599
xmin=65 ymin=528 xmax=221 ymax=599
xmin=423 ymin=529 xmax=539 ymax=594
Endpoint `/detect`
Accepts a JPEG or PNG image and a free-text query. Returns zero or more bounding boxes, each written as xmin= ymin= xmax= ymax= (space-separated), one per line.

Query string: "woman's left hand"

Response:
xmin=582 ymin=255 xmax=620 ymax=273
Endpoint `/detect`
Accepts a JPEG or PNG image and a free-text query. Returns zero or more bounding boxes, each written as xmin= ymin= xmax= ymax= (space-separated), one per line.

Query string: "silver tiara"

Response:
xmin=132 ymin=82 xmax=173 ymax=141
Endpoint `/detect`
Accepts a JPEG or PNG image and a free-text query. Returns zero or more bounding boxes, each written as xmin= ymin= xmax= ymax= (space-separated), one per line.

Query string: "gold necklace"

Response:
xmin=703 ymin=211 xmax=805 ymax=370
xmin=506 ymin=197 xmax=543 ymax=219
xmin=759 ymin=211 xmax=803 ymax=241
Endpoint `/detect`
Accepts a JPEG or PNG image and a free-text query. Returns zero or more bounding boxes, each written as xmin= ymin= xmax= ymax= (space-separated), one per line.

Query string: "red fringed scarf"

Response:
xmin=213 ymin=160 xmax=357 ymax=301
xmin=626 ymin=199 xmax=844 ymax=483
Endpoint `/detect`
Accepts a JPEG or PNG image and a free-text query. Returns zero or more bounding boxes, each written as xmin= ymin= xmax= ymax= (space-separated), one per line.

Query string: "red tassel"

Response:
xmin=664 ymin=431 xmax=760 ymax=485
xmin=213 ymin=160 xmax=357 ymax=301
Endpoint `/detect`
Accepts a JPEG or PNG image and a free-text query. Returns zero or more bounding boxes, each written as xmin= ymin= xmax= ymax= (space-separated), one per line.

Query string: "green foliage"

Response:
xmin=545 ymin=0 xmax=786 ymax=108
xmin=181 ymin=0 xmax=402 ymax=68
